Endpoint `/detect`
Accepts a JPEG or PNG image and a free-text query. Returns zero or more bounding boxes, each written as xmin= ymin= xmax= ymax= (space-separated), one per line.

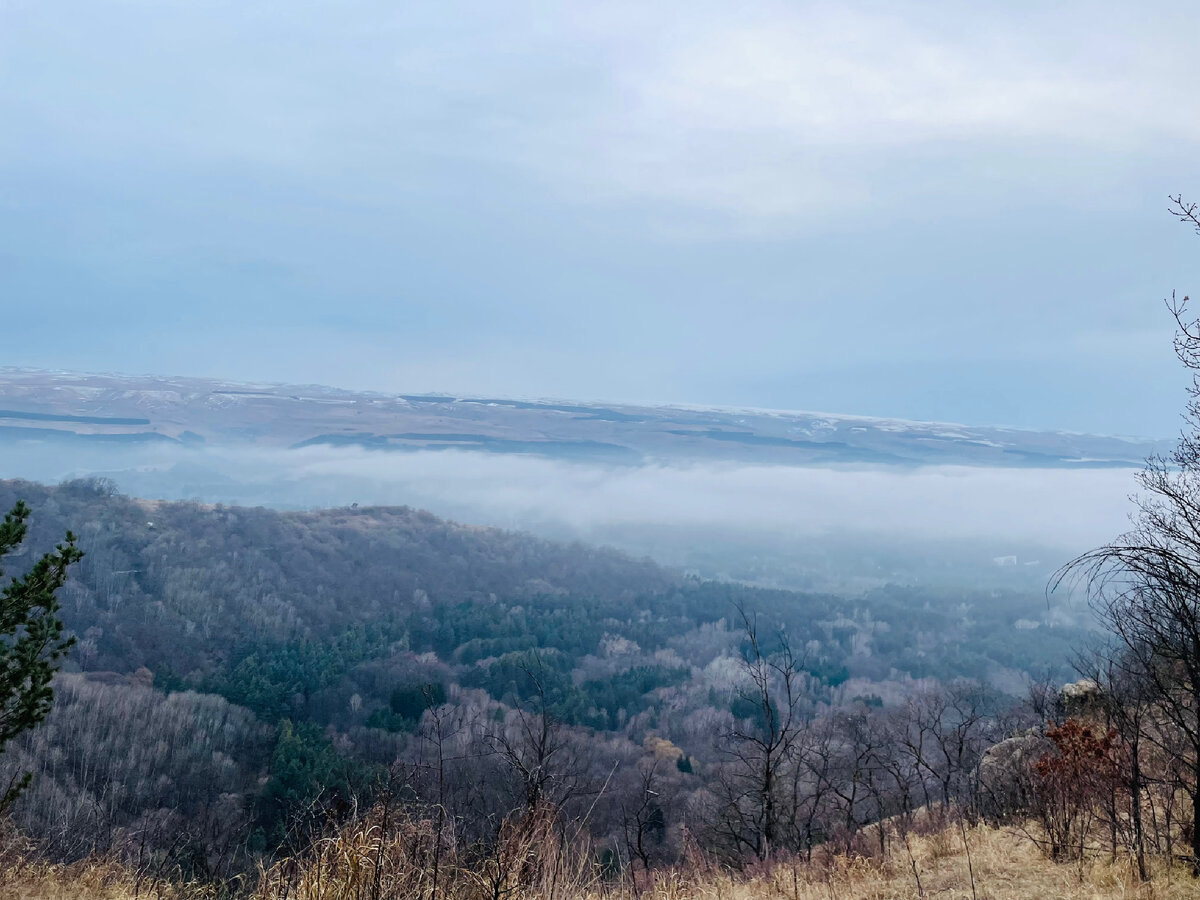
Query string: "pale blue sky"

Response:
xmin=3 ymin=0 xmax=1199 ymax=436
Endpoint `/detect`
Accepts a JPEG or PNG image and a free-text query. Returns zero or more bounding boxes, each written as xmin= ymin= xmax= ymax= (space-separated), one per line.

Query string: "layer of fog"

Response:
xmin=0 ymin=440 xmax=1141 ymax=591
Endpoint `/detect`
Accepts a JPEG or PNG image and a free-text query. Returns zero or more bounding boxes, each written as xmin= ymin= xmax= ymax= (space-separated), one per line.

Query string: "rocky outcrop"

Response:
xmin=978 ymin=730 xmax=1053 ymax=818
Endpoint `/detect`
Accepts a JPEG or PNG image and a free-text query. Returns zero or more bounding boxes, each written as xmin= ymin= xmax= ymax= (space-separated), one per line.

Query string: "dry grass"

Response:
xmin=629 ymin=826 xmax=1200 ymax=900
xmin=3 ymin=821 xmax=1199 ymax=900
xmin=253 ymin=801 xmax=603 ymax=900
xmin=0 ymin=823 xmax=224 ymax=900
xmin=0 ymin=858 xmax=220 ymax=900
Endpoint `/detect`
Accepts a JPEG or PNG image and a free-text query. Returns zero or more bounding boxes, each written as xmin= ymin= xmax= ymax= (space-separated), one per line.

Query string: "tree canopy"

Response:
xmin=0 ymin=501 xmax=80 ymax=809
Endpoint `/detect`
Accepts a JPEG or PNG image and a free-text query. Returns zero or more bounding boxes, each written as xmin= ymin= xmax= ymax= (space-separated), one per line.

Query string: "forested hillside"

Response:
xmin=0 ymin=478 xmax=1081 ymax=725
xmin=0 ymin=477 xmax=1085 ymax=874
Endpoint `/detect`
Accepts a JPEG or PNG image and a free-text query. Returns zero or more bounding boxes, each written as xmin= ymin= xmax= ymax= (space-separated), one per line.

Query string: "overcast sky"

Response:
xmin=3 ymin=1 xmax=1199 ymax=436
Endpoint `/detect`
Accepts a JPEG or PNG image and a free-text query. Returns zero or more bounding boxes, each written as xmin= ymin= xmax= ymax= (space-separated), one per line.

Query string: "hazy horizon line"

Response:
xmin=0 ymin=365 xmax=1175 ymax=443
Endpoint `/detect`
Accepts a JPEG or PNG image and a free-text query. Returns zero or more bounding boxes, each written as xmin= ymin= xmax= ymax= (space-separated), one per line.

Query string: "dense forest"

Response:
xmin=3 ymin=459 xmax=1200 ymax=899
xmin=0 ymin=477 xmax=1084 ymax=697
xmin=0 ymin=476 xmax=1086 ymax=878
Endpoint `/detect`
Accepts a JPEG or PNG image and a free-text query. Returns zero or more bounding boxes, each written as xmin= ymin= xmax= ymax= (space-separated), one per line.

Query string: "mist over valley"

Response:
xmin=0 ymin=368 xmax=1152 ymax=590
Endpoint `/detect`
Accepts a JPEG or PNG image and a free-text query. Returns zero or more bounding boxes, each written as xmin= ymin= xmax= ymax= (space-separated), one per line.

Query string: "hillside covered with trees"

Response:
xmin=0 ymin=477 xmax=1084 ymax=875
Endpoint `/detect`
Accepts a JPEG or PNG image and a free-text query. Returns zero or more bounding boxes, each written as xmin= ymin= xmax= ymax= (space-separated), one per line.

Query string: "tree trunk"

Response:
xmin=761 ymin=755 xmax=776 ymax=861
xmin=1192 ymin=779 xmax=1200 ymax=878
xmin=1131 ymin=743 xmax=1147 ymax=881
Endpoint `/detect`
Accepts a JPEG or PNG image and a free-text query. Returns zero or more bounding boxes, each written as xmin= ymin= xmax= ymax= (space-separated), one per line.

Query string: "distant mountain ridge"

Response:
xmin=0 ymin=367 xmax=1170 ymax=468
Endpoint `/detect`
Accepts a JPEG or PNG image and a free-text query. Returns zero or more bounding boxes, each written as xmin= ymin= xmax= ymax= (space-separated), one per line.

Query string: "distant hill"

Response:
xmin=0 ymin=368 xmax=1169 ymax=468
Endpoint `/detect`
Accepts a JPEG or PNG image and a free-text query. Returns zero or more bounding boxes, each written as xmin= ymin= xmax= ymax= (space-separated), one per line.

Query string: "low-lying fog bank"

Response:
xmin=0 ymin=440 xmax=1141 ymax=590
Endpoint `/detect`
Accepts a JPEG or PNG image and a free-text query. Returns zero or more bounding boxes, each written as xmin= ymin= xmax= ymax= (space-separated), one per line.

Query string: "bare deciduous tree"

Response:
xmin=712 ymin=605 xmax=808 ymax=862
xmin=1055 ymin=194 xmax=1200 ymax=875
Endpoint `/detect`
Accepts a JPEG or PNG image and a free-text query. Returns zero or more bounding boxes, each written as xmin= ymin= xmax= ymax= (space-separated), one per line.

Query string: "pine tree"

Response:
xmin=0 ymin=500 xmax=81 ymax=810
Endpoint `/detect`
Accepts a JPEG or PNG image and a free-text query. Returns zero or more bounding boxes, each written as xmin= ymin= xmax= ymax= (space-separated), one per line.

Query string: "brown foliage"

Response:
xmin=1031 ymin=719 xmax=1119 ymax=862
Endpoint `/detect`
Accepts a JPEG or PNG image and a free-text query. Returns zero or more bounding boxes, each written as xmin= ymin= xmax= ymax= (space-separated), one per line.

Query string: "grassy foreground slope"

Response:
xmin=2 ymin=822 xmax=1197 ymax=900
